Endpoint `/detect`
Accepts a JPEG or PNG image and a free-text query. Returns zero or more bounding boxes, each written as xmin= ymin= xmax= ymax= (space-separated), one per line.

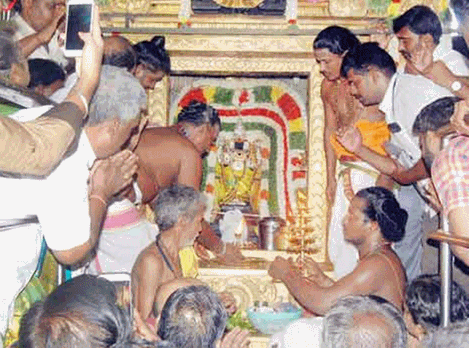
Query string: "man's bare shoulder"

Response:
xmin=137 ymin=126 xmax=200 ymax=154
xmin=355 ymin=251 xmax=402 ymax=280
xmin=133 ymin=244 xmax=161 ymax=277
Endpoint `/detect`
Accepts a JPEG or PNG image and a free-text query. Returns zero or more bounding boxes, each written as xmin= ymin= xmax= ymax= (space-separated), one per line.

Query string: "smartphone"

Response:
xmin=64 ymin=0 xmax=94 ymax=57
xmin=98 ymin=272 xmax=133 ymax=318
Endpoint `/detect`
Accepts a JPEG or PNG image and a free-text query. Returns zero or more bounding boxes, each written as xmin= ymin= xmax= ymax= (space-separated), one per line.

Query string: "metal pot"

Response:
xmin=258 ymin=217 xmax=286 ymax=251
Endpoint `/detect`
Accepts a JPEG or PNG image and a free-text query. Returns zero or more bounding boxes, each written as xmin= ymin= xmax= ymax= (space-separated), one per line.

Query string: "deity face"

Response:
xmin=314 ymin=48 xmax=343 ymax=81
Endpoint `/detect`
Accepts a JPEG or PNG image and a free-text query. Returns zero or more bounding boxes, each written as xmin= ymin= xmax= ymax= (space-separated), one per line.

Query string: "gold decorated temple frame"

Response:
xmin=99 ymin=1 xmax=394 ymax=270
xmin=138 ymin=33 xmax=332 ymax=269
xmin=96 ymin=2 xmax=441 ymax=345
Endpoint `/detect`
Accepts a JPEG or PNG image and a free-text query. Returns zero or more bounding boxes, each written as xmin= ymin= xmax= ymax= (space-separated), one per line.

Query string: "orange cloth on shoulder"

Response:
xmin=330 ymin=119 xmax=391 ymax=161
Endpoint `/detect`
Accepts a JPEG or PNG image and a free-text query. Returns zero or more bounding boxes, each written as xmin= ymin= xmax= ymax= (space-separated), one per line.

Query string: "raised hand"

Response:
xmin=88 ymin=149 xmax=138 ymax=202
xmin=268 ymin=256 xmax=294 ymax=281
xmin=296 ymin=256 xmax=320 ymax=277
xmin=74 ymin=5 xmax=104 ymax=103
xmin=336 ymin=127 xmax=362 ymax=153
xmin=405 ymin=40 xmax=434 ymax=75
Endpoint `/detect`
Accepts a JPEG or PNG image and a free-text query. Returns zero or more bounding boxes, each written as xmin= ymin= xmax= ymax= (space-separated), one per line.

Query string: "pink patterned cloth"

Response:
xmin=432 ymin=135 xmax=469 ymax=217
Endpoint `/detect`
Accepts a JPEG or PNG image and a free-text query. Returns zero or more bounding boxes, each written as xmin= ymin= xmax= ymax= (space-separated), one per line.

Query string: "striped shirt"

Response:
xmin=432 ymin=135 xmax=469 ymax=217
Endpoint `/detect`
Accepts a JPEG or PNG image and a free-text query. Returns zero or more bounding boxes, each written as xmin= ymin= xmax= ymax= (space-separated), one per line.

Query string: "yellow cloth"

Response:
xmin=330 ymin=119 xmax=390 ymax=161
xmin=179 ymin=246 xmax=199 ymax=278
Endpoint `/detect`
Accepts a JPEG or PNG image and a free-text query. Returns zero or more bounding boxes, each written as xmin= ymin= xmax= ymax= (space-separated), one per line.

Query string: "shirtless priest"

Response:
xmin=88 ymin=101 xmax=241 ymax=275
xmin=314 ymin=26 xmax=394 ymax=279
xmin=132 ymin=185 xmax=207 ymax=322
xmin=268 ymin=187 xmax=407 ymax=314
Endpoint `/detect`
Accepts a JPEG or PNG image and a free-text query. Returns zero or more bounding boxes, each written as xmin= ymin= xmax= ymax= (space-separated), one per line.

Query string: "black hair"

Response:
xmin=13 ymin=0 xmax=21 ymax=13
xmin=176 ymin=100 xmax=220 ymax=127
xmin=27 ymin=58 xmax=65 ymax=88
xmin=340 ymin=42 xmax=397 ymax=79
xmin=393 ymin=5 xmax=442 ymax=44
xmin=157 ymin=285 xmax=228 ymax=348
xmin=18 ymin=275 xmax=173 ymax=348
xmin=406 ymin=274 xmax=469 ymax=328
xmin=133 ymin=36 xmax=170 ymax=74
xmin=356 ymin=187 xmax=408 ymax=242
xmin=313 ymin=26 xmax=360 ymax=56
xmin=412 ymin=96 xmax=462 ymax=135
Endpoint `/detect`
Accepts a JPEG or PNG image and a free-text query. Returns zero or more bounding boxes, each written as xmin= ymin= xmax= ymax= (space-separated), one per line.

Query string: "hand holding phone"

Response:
xmin=64 ymin=0 xmax=94 ymax=57
xmin=70 ymin=4 xmax=102 ymax=107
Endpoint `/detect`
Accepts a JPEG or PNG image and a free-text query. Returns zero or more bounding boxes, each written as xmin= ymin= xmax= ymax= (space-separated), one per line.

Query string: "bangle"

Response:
xmin=89 ymin=194 xmax=107 ymax=206
xmin=76 ymin=91 xmax=89 ymax=115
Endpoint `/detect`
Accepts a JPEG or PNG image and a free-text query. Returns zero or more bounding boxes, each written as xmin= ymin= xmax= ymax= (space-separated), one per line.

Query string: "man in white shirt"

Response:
xmin=391 ymin=3 xmax=469 ymax=114
xmin=337 ymin=43 xmax=454 ymax=281
xmin=0 ymin=65 xmax=146 ymax=343
xmin=393 ymin=5 xmax=469 ymax=77
xmin=11 ymin=0 xmax=68 ymax=67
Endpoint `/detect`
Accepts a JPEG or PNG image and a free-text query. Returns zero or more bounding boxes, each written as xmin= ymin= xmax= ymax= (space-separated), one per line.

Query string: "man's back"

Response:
xmin=135 ymin=126 xmax=202 ymax=203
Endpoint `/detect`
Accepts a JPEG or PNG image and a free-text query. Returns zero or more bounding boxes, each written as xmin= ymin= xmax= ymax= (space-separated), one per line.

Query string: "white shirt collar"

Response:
xmin=379 ymin=73 xmax=398 ymax=118
xmin=433 ymin=35 xmax=452 ymax=61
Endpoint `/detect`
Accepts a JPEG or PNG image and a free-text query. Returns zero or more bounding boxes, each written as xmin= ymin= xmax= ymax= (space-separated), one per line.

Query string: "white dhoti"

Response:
xmin=328 ymin=161 xmax=380 ymax=279
xmin=87 ymin=199 xmax=158 ymax=275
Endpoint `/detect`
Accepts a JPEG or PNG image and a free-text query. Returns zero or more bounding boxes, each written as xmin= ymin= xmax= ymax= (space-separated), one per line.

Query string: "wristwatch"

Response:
xmin=451 ymin=80 xmax=462 ymax=92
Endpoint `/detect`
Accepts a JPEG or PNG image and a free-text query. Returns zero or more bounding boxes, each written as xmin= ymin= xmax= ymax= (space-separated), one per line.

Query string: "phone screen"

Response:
xmin=65 ymin=4 xmax=92 ymax=50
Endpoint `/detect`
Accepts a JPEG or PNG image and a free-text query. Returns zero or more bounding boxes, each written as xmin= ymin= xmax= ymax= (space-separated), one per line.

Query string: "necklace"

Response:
xmin=332 ymin=79 xmax=358 ymax=128
xmin=155 ymin=234 xmax=181 ymax=278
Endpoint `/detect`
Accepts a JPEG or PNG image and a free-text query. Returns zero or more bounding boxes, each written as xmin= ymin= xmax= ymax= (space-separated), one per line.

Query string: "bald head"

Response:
xmin=103 ymin=36 xmax=136 ymax=72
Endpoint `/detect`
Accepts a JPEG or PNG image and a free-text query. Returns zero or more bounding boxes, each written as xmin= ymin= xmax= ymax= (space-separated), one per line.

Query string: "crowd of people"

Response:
xmin=268 ymin=1 xmax=469 ymax=346
xmin=3 ymin=0 xmax=469 ymax=347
